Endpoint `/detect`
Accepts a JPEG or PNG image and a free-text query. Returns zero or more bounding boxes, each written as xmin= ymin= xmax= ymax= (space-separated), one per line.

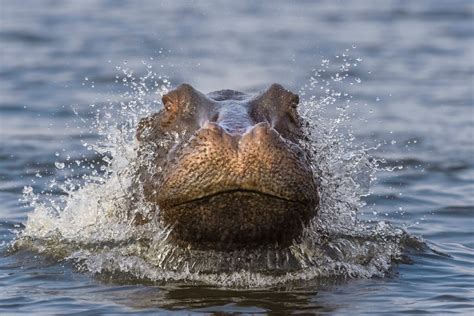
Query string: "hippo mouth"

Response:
xmin=159 ymin=187 xmax=315 ymax=250
xmin=167 ymin=188 xmax=308 ymax=209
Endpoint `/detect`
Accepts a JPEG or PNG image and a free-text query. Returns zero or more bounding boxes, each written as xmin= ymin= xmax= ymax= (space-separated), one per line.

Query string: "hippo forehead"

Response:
xmin=206 ymin=89 xmax=250 ymax=102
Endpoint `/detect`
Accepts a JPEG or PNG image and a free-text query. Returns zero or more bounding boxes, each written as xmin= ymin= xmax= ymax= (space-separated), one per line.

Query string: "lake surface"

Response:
xmin=1 ymin=0 xmax=473 ymax=314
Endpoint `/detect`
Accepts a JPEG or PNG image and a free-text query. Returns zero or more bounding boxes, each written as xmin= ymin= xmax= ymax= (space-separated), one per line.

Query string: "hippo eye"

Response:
xmin=287 ymin=109 xmax=301 ymax=126
xmin=285 ymin=98 xmax=299 ymax=123
xmin=289 ymin=94 xmax=299 ymax=109
xmin=162 ymin=96 xmax=176 ymax=113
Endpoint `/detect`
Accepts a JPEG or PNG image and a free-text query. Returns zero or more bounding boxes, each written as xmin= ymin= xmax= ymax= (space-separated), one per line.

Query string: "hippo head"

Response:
xmin=136 ymin=83 xmax=319 ymax=250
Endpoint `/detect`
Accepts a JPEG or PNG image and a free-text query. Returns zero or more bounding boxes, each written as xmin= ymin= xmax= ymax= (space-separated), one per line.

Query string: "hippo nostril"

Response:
xmin=210 ymin=113 xmax=219 ymax=122
xmin=250 ymin=122 xmax=272 ymax=138
xmin=254 ymin=121 xmax=271 ymax=130
xmin=202 ymin=121 xmax=222 ymax=134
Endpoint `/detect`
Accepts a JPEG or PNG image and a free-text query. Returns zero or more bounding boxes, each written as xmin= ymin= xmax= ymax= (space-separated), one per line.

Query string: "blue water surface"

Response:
xmin=0 ymin=0 xmax=473 ymax=314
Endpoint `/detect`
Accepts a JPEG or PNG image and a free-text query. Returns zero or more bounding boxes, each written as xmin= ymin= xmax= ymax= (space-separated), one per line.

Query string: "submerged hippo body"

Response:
xmin=135 ymin=83 xmax=319 ymax=250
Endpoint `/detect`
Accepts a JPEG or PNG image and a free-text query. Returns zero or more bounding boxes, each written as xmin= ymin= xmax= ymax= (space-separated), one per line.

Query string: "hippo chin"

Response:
xmin=135 ymin=83 xmax=319 ymax=250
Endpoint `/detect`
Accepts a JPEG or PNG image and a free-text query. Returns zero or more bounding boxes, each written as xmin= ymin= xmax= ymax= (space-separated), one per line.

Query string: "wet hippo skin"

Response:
xmin=135 ymin=83 xmax=319 ymax=250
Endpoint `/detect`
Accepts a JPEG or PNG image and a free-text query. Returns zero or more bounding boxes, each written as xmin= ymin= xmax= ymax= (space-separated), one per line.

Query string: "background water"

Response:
xmin=1 ymin=0 xmax=473 ymax=314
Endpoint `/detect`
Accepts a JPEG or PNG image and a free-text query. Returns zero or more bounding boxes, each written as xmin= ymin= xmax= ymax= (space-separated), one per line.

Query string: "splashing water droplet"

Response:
xmin=15 ymin=53 xmax=417 ymax=287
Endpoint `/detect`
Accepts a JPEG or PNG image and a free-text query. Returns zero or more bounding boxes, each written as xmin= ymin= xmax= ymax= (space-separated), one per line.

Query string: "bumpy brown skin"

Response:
xmin=136 ymin=83 xmax=319 ymax=250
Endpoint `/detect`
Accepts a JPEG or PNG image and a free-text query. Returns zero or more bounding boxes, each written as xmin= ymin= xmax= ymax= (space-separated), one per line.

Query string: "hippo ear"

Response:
xmin=161 ymin=83 xmax=214 ymax=113
xmin=137 ymin=84 xmax=216 ymax=141
xmin=251 ymin=83 xmax=299 ymax=109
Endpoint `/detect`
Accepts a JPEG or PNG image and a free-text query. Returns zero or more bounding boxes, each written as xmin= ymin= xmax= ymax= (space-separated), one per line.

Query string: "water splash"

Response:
xmin=13 ymin=54 xmax=421 ymax=287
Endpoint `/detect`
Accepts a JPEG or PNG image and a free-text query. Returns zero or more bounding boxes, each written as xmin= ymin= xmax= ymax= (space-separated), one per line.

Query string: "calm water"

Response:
xmin=1 ymin=0 xmax=473 ymax=314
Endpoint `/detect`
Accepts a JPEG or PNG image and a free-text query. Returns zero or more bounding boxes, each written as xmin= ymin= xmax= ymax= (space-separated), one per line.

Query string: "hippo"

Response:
xmin=134 ymin=83 xmax=319 ymax=250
